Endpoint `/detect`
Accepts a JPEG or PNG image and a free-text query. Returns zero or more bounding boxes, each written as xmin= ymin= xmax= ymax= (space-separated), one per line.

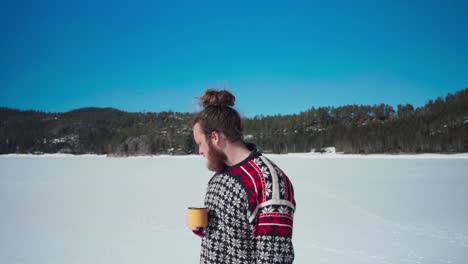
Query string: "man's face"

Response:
xmin=193 ymin=123 xmax=227 ymax=172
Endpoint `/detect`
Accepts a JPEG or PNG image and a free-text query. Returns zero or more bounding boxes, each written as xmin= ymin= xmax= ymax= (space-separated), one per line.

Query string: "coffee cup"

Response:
xmin=187 ymin=207 xmax=208 ymax=228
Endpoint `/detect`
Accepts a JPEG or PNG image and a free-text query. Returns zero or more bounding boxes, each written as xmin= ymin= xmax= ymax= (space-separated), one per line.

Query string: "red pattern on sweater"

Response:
xmin=228 ymin=155 xmax=295 ymax=238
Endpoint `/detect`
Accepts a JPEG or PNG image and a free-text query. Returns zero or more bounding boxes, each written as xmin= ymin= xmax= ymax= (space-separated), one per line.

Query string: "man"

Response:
xmin=190 ymin=89 xmax=296 ymax=263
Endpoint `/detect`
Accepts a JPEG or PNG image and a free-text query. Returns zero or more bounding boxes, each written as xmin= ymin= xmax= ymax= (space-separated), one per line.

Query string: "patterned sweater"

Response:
xmin=193 ymin=144 xmax=296 ymax=263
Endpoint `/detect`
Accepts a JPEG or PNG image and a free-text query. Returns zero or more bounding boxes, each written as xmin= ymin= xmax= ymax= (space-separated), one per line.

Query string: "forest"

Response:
xmin=1 ymin=88 xmax=467 ymax=155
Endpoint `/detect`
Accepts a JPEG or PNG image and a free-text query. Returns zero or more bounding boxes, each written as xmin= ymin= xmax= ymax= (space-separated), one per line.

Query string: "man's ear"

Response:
xmin=210 ymin=131 xmax=220 ymax=144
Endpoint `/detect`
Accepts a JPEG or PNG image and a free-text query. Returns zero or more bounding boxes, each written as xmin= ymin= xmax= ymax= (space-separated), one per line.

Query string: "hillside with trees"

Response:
xmin=1 ymin=88 xmax=467 ymax=155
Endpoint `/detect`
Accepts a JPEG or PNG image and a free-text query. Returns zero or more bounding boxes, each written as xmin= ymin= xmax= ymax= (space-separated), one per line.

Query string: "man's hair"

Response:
xmin=192 ymin=89 xmax=244 ymax=142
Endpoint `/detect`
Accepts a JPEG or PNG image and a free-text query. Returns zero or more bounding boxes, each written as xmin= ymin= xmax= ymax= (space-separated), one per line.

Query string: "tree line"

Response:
xmin=1 ymin=88 xmax=467 ymax=155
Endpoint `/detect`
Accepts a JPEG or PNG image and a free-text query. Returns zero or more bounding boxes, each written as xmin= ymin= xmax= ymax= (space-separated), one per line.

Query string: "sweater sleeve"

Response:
xmin=252 ymin=205 xmax=295 ymax=263
xmin=247 ymin=156 xmax=296 ymax=263
xmin=191 ymin=227 xmax=203 ymax=237
xmin=256 ymin=235 xmax=295 ymax=263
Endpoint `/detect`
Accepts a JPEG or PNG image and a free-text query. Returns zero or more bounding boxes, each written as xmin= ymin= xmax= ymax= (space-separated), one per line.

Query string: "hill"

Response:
xmin=1 ymin=88 xmax=467 ymax=155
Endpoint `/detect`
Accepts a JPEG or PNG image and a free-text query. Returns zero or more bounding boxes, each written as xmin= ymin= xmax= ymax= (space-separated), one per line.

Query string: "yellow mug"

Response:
xmin=188 ymin=207 xmax=208 ymax=228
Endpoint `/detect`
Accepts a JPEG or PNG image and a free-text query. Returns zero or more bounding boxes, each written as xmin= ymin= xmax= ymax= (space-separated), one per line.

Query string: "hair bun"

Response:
xmin=199 ymin=89 xmax=235 ymax=108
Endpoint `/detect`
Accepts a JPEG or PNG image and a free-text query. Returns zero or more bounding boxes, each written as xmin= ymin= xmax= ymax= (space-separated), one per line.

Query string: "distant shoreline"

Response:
xmin=1 ymin=152 xmax=468 ymax=159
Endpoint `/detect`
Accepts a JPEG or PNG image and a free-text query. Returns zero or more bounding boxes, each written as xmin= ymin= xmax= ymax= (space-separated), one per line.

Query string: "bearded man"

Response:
xmin=189 ymin=89 xmax=296 ymax=264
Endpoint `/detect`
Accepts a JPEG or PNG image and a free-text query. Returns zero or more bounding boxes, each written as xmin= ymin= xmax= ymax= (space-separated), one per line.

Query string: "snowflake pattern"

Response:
xmin=260 ymin=166 xmax=271 ymax=178
xmin=197 ymin=145 xmax=295 ymax=264
xmin=265 ymin=182 xmax=272 ymax=196
xmin=278 ymin=206 xmax=290 ymax=214
xmin=280 ymin=181 xmax=286 ymax=196
xmin=262 ymin=206 xmax=275 ymax=213
xmin=253 ymin=158 xmax=263 ymax=167
xmin=200 ymin=173 xmax=294 ymax=263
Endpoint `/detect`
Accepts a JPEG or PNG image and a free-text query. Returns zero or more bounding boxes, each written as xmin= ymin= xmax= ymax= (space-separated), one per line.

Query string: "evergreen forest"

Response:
xmin=1 ymin=88 xmax=467 ymax=155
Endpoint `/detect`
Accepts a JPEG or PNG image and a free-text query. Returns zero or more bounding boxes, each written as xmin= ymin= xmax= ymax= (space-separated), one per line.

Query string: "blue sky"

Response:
xmin=1 ymin=0 xmax=467 ymax=117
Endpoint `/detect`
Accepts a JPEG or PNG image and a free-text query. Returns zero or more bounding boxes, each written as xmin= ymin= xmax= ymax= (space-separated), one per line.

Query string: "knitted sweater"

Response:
xmin=193 ymin=144 xmax=296 ymax=263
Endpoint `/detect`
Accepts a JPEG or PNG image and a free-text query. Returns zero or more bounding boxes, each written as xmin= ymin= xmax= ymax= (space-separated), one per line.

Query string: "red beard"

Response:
xmin=207 ymin=140 xmax=227 ymax=172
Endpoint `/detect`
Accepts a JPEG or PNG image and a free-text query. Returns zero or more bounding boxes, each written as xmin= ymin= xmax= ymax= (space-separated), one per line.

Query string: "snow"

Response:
xmin=244 ymin=134 xmax=254 ymax=140
xmin=1 ymin=154 xmax=468 ymax=263
xmin=0 ymin=153 xmax=108 ymax=158
xmin=276 ymin=152 xmax=468 ymax=159
xmin=2 ymin=152 xmax=468 ymax=159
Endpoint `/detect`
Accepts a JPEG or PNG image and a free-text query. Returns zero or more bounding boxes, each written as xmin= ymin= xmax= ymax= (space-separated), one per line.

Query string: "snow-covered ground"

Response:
xmin=1 ymin=154 xmax=467 ymax=264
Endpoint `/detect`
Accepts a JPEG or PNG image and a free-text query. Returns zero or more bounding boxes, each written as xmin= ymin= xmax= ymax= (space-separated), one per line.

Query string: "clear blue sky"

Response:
xmin=1 ymin=0 xmax=467 ymax=117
